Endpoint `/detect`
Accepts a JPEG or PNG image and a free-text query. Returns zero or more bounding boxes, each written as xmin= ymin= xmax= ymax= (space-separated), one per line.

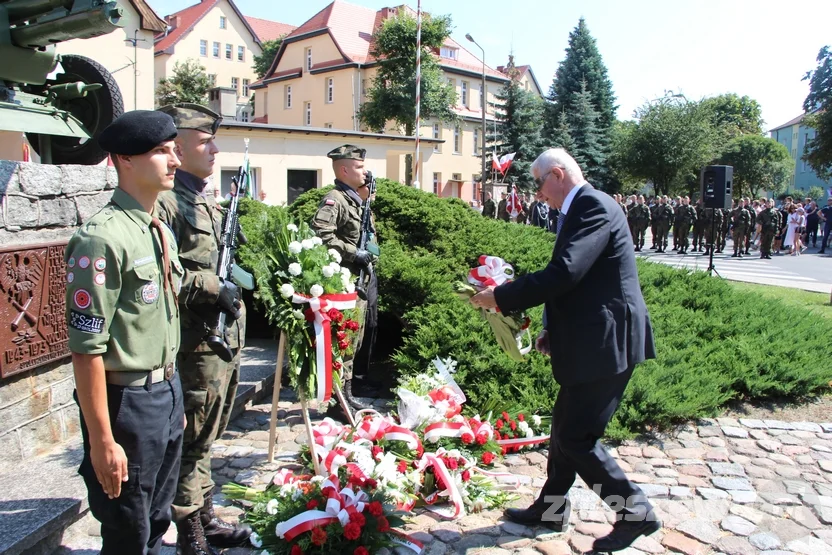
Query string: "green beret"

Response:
xmin=327 ymin=144 xmax=366 ymax=161
xmin=157 ymin=102 xmax=221 ymax=135
xmin=98 ymin=110 xmax=177 ymax=155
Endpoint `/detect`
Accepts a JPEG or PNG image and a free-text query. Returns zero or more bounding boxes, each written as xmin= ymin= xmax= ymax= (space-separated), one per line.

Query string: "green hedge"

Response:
xmin=239 ymin=181 xmax=832 ymax=439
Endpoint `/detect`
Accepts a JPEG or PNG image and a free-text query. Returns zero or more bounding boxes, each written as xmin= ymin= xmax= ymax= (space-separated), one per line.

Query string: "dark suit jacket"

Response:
xmin=494 ymin=184 xmax=656 ymax=386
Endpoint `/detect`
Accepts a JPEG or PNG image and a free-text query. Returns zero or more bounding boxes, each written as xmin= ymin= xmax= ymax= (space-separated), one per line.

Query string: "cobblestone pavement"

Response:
xmin=56 ymin=400 xmax=832 ymax=555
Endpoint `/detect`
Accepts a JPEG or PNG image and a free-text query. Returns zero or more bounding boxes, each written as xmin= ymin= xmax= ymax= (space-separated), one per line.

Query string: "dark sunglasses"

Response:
xmin=534 ymin=170 xmax=552 ymax=189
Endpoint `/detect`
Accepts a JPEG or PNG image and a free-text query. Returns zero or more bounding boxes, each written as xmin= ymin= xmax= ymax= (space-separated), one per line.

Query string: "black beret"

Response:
xmin=98 ymin=110 xmax=178 ymax=155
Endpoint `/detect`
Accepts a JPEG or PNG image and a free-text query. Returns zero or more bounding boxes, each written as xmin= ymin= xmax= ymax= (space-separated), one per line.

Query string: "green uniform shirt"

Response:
xmin=65 ymin=187 xmax=182 ymax=371
xmin=310 ymin=181 xmax=364 ymax=270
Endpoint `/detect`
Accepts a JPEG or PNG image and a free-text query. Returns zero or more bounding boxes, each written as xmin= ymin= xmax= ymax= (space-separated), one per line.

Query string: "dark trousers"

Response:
xmin=77 ymin=374 xmax=184 ymax=555
xmin=534 ymin=368 xmax=653 ymax=521
xmin=822 ymin=226 xmax=832 ymax=250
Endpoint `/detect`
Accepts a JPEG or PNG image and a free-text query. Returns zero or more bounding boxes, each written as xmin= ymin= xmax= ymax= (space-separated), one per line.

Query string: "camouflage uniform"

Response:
xmin=676 ymin=203 xmax=696 ymax=254
xmin=630 ymin=202 xmax=651 ymax=251
xmin=691 ymin=203 xmax=705 ymax=251
xmin=719 ymin=207 xmax=731 ymax=252
xmin=497 ymin=197 xmax=509 ymax=221
xmin=731 ymin=204 xmax=752 ymax=257
xmin=757 ymin=205 xmax=779 ymax=259
xmin=654 ymin=202 xmax=673 ymax=252
xmin=703 ymin=208 xmax=723 ymax=255
xmin=744 ymin=201 xmax=755 ymax=254
xmin=650 ymin=202 xmax=659 ymax=248
xmin=482 ymin=197 xmax=496 ymax=218
xmin=155 ymin=103 xmax=250 ymax=550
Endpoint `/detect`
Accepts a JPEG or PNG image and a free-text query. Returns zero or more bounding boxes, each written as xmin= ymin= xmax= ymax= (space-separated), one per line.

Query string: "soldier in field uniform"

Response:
xmin=155 ymin=103 xmax=250 ymax=554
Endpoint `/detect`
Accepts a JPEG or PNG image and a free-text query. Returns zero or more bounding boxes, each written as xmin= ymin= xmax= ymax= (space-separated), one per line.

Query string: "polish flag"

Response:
xmin=498 ymin=152 xmax=516 ymax=174
xmin=507 ymin=184 xmax=522 ymax=218
xmin=491 ymin=151 xmax=501 ymax=172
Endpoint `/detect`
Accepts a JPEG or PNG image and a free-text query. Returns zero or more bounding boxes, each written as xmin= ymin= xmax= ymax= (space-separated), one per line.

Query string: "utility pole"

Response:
xmin=466 ymin=33 xmax=487 ymax=205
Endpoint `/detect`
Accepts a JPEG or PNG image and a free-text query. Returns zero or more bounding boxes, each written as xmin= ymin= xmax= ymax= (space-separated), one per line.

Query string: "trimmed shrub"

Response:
xmin=239 ymin=181 xmax=832 ymax=439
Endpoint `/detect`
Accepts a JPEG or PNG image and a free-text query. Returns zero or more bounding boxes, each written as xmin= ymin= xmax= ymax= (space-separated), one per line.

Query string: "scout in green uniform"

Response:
xmin=154 ymin=103 xmax=250 ymax=553
xmin=310 ymin=145 xmax=378 ymax=421
xmin=676 ymin=197 xmax=696 ymax=254
xmin=482 ymin=191 xmax=496 ymax=218
xmin=497 ymin=192 xmax=509 ymax=221
xmin=731 ymin=201 xmax=752 ymax=257
xmin=672 ymin=196 xmax=682 ymax=250
xmin=758 ymin=198 xmax=778 ymax=259
xmin=631 ymin=195 xmax=651 ymax=251
xmin=66 ymin=111 xmax=185 ymax=555
xmin=691 ymin=200 xmax=704 ymax=252
xmin=654 ymin=197 xmax=673 ymax=253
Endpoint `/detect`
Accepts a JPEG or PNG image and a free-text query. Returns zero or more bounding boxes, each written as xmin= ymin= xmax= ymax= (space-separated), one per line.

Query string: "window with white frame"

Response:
xmin=200 ymin=40 xmax=207 ymax=56
xmin=219 ymin=16 xmax=226 ymax=29
xmin=285 ymin=85 xmax=292 ymax=108
xmin=433 ymin=172 xmax=441 ymax=194
xmin=240 ymin=111 xmax=249 ymax=122
xmin=473 ymin=128 xmax=479 ymax=155
xmin=208 ymin=74 xmax=216 ymax=86
xmin=472 ymin=175 xmax=479 ymax=200
xmin=432 ymin=123 xmax=440 ymax=152
xmin=304 ymin=102 xmax=312 ymax=126
xmin=461 ymin=81 xmax=469 ymax=108
xmin=212 ymin=41 xmax=220 ymax=57
xmin=440 ymin=46 xmax=458 ymax=60
xmin=242 ymin=78 xmax=250 ymax=96
xmin=237 ymin=46 xmax=245 ymax=62
xmin=225 ymin=44 xmax=232 ymax=60
xmin=231 ymin=77 xmax=239 ymax=94
xmin=306 ymin=47 xmax=312 ymax=71
xmin=326 ymin=78 xmax=334 ymax=103
xmin=453 ymin=125 xmax=461 ymax=153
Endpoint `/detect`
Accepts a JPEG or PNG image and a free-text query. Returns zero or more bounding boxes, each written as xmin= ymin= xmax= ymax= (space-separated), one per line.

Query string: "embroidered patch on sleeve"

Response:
xmin=78 ymin=256 xmax=90 ymax=269
xmin=325 ymin=199 xmax=336 ymax=206
xmin=73 ymin=289 xmax=92 ymax=309
xmin=68 ymin=257 xmax=76 ymax=268
xmin=69 ymin=310 xmax=105 ymax=334
xmin=94 ymin=273 xmax=106 ymax=286
xmin=94 ymin=258 xmax=106 ymax=271
xmin=66 ymin=272 xmax=74 ymax=284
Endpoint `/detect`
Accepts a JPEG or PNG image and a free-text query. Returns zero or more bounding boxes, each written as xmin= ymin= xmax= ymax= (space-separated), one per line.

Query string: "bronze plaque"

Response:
xmin=0 ymin=242 xmax=70 ymax=379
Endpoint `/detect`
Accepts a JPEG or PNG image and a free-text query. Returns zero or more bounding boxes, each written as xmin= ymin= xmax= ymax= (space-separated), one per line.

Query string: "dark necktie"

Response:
xmin=150 ymin=217 xmax=177 ymax=307
xmin=556 ymin=211 xmax=565 ymax=234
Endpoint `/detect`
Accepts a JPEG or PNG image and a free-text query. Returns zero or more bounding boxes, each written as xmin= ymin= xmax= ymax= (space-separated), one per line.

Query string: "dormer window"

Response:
xmin=440 ymin=46 xmax=458 ymax=60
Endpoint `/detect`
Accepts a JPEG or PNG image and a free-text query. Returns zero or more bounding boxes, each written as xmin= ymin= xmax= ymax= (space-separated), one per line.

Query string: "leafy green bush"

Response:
xmin=242 ymin=182 xmax=832 ymax=439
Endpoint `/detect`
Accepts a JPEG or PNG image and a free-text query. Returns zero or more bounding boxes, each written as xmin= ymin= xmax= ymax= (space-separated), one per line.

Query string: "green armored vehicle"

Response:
xmin=1 ymin=0 xmax=126 ymax=164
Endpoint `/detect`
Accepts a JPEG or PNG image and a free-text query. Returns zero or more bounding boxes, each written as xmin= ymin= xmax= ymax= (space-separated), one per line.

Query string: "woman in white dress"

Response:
xmin=783 ymin=204 xmax=800 ymax=255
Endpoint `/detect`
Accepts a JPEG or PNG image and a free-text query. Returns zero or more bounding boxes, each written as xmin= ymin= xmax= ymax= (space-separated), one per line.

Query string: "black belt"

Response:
xmin=105 ymin=362 xmax=175 ymax=387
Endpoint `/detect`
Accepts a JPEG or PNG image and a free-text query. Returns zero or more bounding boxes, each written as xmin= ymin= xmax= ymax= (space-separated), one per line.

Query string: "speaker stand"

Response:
xmin=707 ymin=211 xmax=722 ymax=279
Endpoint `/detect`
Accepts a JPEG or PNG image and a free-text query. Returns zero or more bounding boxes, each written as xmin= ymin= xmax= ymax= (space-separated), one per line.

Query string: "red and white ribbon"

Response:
xmin=468 ymin=419 xmax=494 ymax=442
xmin=383 ymin=424 xmax=421 ymax=450
xmin=468 ymin=255 xmax=514 ymax=288
xmin=470 ymin=466 xmax=522 ymax=488
xmin=391 ymin=530 xmax=424 ymax=553
xmin=423 ymin=421 xmax=473 ymax=444
xmin=312 ymin=417 xmax=346 ymax=447
xmin=275 ymin=509 xmax=338 ymax=541
xmin=416 ymin=451 xmax=465 ymax=519
xmin=496 ymin=435 xmax=550 ymax=449
xmin=292 ymin=292 xmax=357 ymax=402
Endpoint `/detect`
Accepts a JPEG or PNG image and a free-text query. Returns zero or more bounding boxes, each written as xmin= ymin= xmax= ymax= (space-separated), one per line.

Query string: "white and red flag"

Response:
xmin=507 ymin=184 xmax=523 ymax=219
xmin=497 ymin=152 xmax=516 ymax=174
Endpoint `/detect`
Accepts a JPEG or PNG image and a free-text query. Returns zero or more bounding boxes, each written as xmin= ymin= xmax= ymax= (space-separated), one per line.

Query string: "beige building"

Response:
xmin=154 ymin=0 xmax=295 ymax=120
xmin=251 ymin=1 xmax=542 ymax=204
xmin=0 ymin=0 xmax=166 ymax=162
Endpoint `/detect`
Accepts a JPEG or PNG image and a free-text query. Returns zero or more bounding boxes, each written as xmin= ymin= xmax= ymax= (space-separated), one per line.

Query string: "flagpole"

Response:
xmin=413 ymin=0 xmax=422 ymax=189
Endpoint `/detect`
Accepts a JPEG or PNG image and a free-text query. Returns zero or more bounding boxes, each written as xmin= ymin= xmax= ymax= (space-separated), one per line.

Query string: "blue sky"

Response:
xmin=147 ymin=0 xmax=832 ymax=131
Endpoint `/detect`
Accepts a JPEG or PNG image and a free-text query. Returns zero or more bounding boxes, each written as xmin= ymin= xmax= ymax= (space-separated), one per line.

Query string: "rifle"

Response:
xmin=356 ymin=171 xmax=379 ymax=300
xmin=206 ymin=138 xmax=255 ymax=362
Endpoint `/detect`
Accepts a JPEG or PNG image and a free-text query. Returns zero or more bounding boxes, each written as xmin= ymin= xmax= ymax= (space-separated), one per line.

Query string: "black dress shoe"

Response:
xmin=593 ymin=516 xmax=662 ymax=552
xmin=504 ymin=502 xmax=570 ymax=532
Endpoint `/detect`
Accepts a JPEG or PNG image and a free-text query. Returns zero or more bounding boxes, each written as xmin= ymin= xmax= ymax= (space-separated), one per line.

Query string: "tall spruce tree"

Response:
xmin=545 ymin=18 xmax=616 ymax=188
xmin=567 ymin=80 xmax=606 ymax=184
xmin=492 ymin=56 xmax=544 ymax=189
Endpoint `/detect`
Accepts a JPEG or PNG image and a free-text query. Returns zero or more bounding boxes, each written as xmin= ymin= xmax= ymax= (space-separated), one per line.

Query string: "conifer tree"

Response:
xmin=567 ymin=80 xmax=606 ymax=185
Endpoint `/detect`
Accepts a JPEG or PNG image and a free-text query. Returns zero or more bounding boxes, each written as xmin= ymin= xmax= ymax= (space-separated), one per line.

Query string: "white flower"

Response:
xmin=292 ymin=309 xmax=305 ymax=320
xmin=287 ymin=223 xmax=298 ymax=232
xmin=345 ymin=282 xmax=355 ymax=293
xmin=532 ymin=415 xmax=542 ymax=427
xmin=311 ymin=475 xmax=324 ymax=483
xmin=328 ymin=249 xmax=342 ymax=263
xmin=288 ymin=263 xmax=302 ymax=276
xmin=311 ymin=236 xmax=323 ymax=246
xmin=518 ymin=421 xmax=530 ymax=433
xmin=288 ymin=241 xmax=302 ymax=254
xmin=279 ymin=483 xmax=295 ymax=497
xmin=301 ymin=239 xmax=315 ymax=250
xmin=447 ymin=449 xmax=461 ymax=459
xmin=250 ymin=531 xmax=263 ymax=547
xmin=322 ymin=266 xmax=335 ymax=278
xmin=280 ymin=283 xmax=295 ymax=298
xmin=525 ymin=427 xmax=535 ymax=438
xmin=291 ymin=488 xmax=302 ymax=501
xmin=340 ymin=267 xmax=351 ymax=279
xmin=266 ymin=499 xmax=279 ymax=515
xmin=310 ymin=284 xmax=324 ymax=297
xmin=328 ymin=262 xmax=341 ymax=274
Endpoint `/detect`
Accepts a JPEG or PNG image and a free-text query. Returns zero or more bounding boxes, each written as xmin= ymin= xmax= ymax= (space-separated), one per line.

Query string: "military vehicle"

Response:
xmin=1 ymin=0 xmax=126 ymax=164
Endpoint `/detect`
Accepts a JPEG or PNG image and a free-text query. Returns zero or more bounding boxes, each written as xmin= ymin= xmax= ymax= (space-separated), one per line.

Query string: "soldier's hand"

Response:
xmin=354 ymin=249 xmax=373 ymax=269
xmin=535 ymin=330 xmax=550 ymax=356
xmin=90 ymin=439 xmax=128 ymax=499
xmin=217 ymin=279 xmax=243 ymax=320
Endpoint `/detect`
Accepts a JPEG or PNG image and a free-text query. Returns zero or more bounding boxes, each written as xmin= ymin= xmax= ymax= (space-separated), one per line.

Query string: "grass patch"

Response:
xmin=728 ymin=281 xmax=832 ymax=320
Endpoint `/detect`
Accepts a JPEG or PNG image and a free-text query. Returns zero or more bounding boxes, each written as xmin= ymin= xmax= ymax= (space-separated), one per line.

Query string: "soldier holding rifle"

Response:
xmin=155 ymin=104 xmax=251 ymax=554
xmin=311 ymin=145 xmax=379 ymax=422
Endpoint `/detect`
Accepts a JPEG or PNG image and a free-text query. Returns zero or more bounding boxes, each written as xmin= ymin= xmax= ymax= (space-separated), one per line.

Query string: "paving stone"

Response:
xmin=753 ymin=457 xmax=778 ymax=468
xmin=703 ymin=437 xmax=727 ymax=447
xmin=457 ymin=514 xmax=501 ymax=536
xmin=729 ymin=454 xmax=751 ymax=465
xmin=678 ymin=465 xmax=711 ymax=477
xmin=618 ymin=446 xmax=643 ymax=457
xmin=785 ymin=481 xmax=814 ymax=496
xmin=730 ymin=504 xmax=768 ymax=524
xmin=639 ymin=484 xmax=670 ymax=498
xmin=717 ymin=417 xmax=740 ymax=427
xmin=210 ymin=458 xmax=226 ymax=470
xmin=721 ymin=515 xmax=756 ymax=536
xmin=631 ymin=534 xmax=666 ymax=554
xmin=746 ymin=465 xmax=777 ymax=479
xmin=817 ymin=505 xmax=832 ymax=525
xmin=704 ymin=450 xmax=731 ymax=462
xmin=628 ymin=473 xmax=652 ymax=483
xmin=739 ymin=419 xmax=767 ymax=429
xmin=814 ymin=528 xmax=832 ymax=545
xmin=716 ymin=536 xmax=756 ymax=555
xmin=229 ymin=457 xmax=253 ymax=469
xmin=818 ymin=460 xmax=832 ymax=472
xmin=653 ymin=478 xmax=678 ymax=486
xmin=722 ymin=426 xmax=749 ymax=438
xmin=233 ymin=469 xmax=258 ymax=486
xmin=661 ymin=530 xmax=709 ymax=555
xmin=712 ymin=477 xmax=754 ymax=491
xmin=729 ymin=490 xmax=758 ymax=504
xmin=567 ymin=533 xmax=595 ymax=554
xmin=821 ymin=423 xmax=832 ymax=433
xmin=679 ymin=439 xmax=704 ymax=449
xmin=425 ymin=540 xmax=448 ymax=555
xmin=760 ymin=518 xmax=810 ymax=543
xmin=499 ymin=520 xmax=534 ymax=538
xmin=749 ymin=429 xmax=770 ymax=440
xmin=452 ymin=533 xmax=492 ymax=552
xmin=792 ymin=422 xmax=824 ymax=433
xmin=785 ymin=505 xmax=823 ymax=530
xmin=785 ymin=535 xmax=831 ymax=554
xmin=648 ymin=458 xmax=674 ymax=468
xmin=678 ymin=475 xmax=708 ymax=488
xmin=769 ymin=453 xmax=798 ymax=466
xmin=642 ymin=446 xmax=666 ymax=458
xmin=575 ymin=521 xmax=613 ymax=538
xmin=655 ymin=468 xmax=679 ymax=478
xmin=811 ymin=444 xmax=832 ymax=453
xmin=775 ymin=466 xmax=805 ymax=479
xmin=674 ymin=458 xmax=707 ymax=466
xmin=697 ymin=487 xmax=730 ymax=500
xmin=676 ymin=518 xmax=722 ymax=545
xmin=708 ymin=462 xmax=746 ymax=476
xmin=533 ymin=540 xmax=571 ymax=555
xmin=779 ymin=435 xmax=807 ymax=446
xmin=758 ymin=491 xmax=801 ymax=505
xmin=666 ymin=448 xmax=706 ymax=459
xmin=697 ymin=426 xmax=721 ymax=437
xmin=782 ymin=445 xmax=811 ymax=456
xmin=758 ymin=503 xmax=786 ymax=517
xmin=748 ymin=532 xmax=782 ymax=551
xmin=496 ymin=536 xmax=531 ymax=549
xmin=634 ymin=462 xmax=654 ymax=473
xmin=764 ymin=420 xmax=794 ymax=430
xmin=755 ymin=478 xmax=787 ymax=493
xmin=670 ymin=486 xmax=694 ymax=499
xmin=429 ymin=525 xmax=462 ymax=543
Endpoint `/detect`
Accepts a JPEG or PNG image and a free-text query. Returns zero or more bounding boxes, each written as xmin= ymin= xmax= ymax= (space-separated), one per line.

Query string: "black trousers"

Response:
xmin=822 ymin=226 xmax=832 ymax=250
xmin=76 ymin=374 xmax=184 ymax=555
xmin=534 ymin=367 xmax=653 ymax=521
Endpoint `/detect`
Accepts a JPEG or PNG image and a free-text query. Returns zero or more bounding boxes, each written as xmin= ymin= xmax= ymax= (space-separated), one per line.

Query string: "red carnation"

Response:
xmin=344 ymin=522 xmax=361 ymax=540
xmin=476 ymin=434 xmax=487 ymax=445
xmin=365 ymin=478 xmax=378 ymax=489
xmin=306 ymin=499 xmax=319 ymax=510
xmin=462 ymin=470 xmax=471 ymax=482
xmin=482 ymin=451 xmax=495 ymax=465
xmin=345 ymin=320 xmax=359 ymax=331
xmin=501 ymin=411 xmax=510 ymax=421
xmin=291 ymin=545 xmax=303 ymax=555
xmin=336 ymin=331 xmax=347 ymax=341
xmin=305 ymin=310 xmax=316 ymax=322
xmin=495 ymin=419 xmax=504 ymax=429
xmin=328 ymin=308 xmax=343 ymax=322
xmin=446 ymin=457 xmax=459 ymax=470
xmin=311 ymin=527 xmax=327 ymax=546
xmin=518 ymin=413 xmax=525 ymax=422
xmin=501 ymin=446 xmax=508 ymax=455
xmin=368 ymin=501 xmax=384 ymax=516
xmin=510 ymin=421 xmax=517 ymax=431
xmin=461 ymin=433 xmax=474 ymax=444
xmin=351 ymin=511 xmax=366 ymax=528
xmin=376 ymin=516 xmax=390 ymax=532
xmin=354 ymin=548 xmax=369 ymax=555
xmin=372 ymin=445 xmax=383 ymax=458
xmin=333 ymin=360 xmax=342 ymax=371
xmin=397 ymin=460 xmax=408 ymax=474
xmin=435 ymin=474 xmax=447 ymax=490
xmin=338 ymin=340 xmax=350 ymax=351
xmin=495 ymin=431 xmax=502 ymax=440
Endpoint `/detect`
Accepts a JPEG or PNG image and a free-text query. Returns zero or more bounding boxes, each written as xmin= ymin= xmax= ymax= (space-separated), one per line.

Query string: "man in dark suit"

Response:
xmin=471 ymin=148 xmax=661 ymax=553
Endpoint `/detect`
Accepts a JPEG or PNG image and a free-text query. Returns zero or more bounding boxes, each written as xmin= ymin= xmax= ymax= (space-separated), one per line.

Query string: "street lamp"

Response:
xmin=465 ymin=33 xmax=487 ymax=205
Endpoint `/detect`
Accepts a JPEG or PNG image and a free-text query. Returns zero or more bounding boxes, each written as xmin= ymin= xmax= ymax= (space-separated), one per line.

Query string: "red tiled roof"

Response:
xmin=252 ymin=115 xmax=268 ymax=123
xmin=245 ymin=16 xmax=296 ymax=42
xmin=129 ymin=0 xmax=167 ymax=33
xmin=274 ymin=67 xmax=303 ymax=78
xmin=154 ymin=0 xmax=219 ymax=53
xmin=440 ymin=38 xmax=505 ymax=79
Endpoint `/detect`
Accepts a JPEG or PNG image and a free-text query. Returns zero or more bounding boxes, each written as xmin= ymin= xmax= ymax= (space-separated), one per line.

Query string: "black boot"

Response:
xmin=200 ymin=492 xmax=251 ymax=548
xmin=343 ymin=378 xmax=373 ymax=411
xmin=176 ymin=511 xmax=218 ymax=555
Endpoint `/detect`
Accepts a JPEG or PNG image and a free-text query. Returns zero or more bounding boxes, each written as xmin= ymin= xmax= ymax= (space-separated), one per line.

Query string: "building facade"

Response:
xmin=770 ymin=114 xmax=832 ymax=199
